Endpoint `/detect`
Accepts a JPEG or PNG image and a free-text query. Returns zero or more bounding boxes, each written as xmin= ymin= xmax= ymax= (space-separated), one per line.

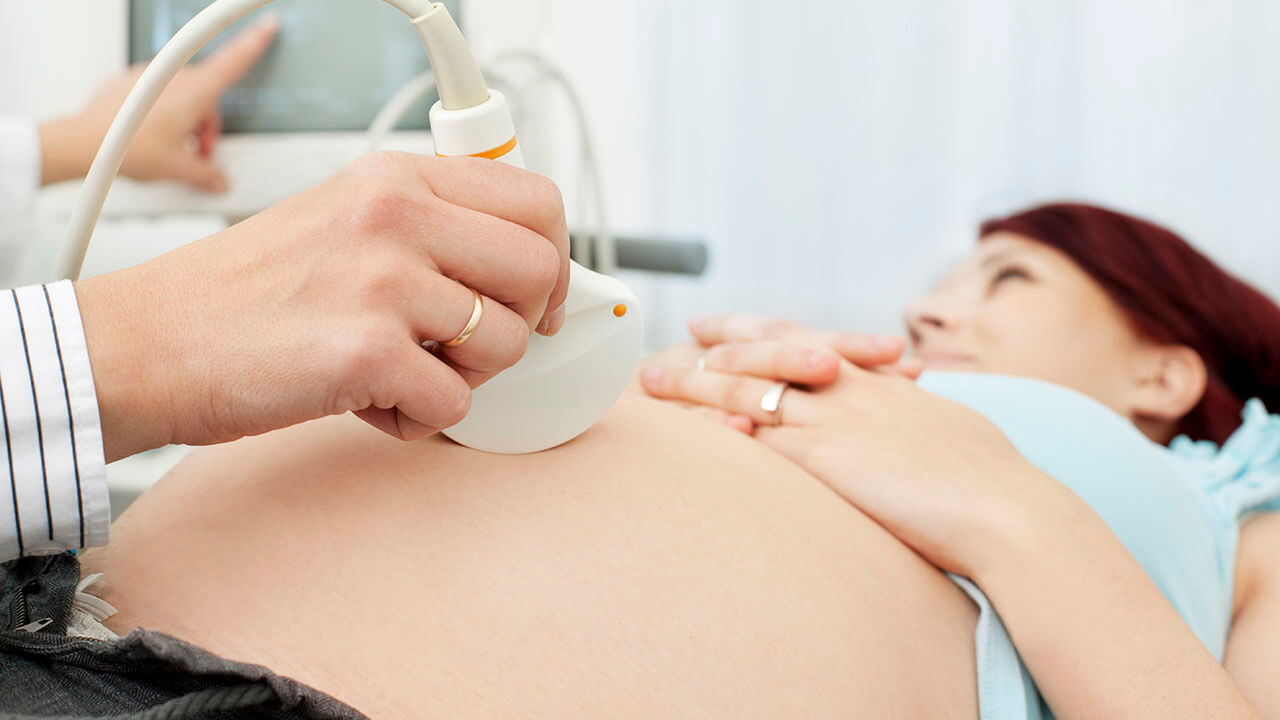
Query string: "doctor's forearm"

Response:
xmin=974 ymin=492 xmax=1259 ymax=720
xmin=76 ymin=271 xmax=176 ymax=463
xmin=38 ymin=116 xmax=98 ymax=186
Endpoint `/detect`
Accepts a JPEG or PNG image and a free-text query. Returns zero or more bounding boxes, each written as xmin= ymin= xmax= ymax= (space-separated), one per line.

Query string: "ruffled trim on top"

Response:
xmin=1171 ymin=399 xmax=1280 ymax=520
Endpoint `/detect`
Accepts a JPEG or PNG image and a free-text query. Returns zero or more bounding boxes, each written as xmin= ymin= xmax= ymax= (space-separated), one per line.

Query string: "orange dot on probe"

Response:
xmin=613 ymin=304 xmax=628 ymax=317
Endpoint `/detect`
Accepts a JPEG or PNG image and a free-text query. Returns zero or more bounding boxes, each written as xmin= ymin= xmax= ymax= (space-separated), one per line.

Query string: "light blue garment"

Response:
xmin=914 ymin=371 xmax=1280 ymax=720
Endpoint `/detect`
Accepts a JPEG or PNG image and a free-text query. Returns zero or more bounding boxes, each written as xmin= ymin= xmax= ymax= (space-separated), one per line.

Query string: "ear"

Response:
xmin=1129 ymin=345 xmax=1208 ymax=424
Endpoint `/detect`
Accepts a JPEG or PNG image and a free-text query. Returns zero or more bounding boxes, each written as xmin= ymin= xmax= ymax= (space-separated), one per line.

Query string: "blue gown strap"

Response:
xmin=948 ymin=575 xmax=1047 ymax=720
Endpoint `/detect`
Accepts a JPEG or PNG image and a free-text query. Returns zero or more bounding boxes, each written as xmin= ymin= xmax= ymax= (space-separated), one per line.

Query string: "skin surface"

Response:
xmin=82 ymin=393 xmax=979 ymax=719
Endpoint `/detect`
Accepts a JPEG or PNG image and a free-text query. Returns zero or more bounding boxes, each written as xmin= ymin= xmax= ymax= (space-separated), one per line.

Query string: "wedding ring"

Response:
xmin=443 ymin=288 xmax=484 ymax=348
xmin=760 ymin=382 xmax=787 ymax=427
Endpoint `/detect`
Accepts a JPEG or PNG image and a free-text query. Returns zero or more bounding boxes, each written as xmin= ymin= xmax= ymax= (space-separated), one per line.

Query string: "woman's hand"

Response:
xmin=639 ymin=314 xmax=921 ymax=433
xmin=637 ymin=339 xmax=844 ymax=434
xmin=688 ymin=313 xmax=923 ymax=379
xmin=77 ymin=152 xmax=570 ymax=460
xmin=640 ymin=350 xmax=1063 ymax=578
xmin=39 ymin=15 xmax=280 ymax=189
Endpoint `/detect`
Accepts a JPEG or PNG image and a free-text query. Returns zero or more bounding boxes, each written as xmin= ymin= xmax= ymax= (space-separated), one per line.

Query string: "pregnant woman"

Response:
xmin=7 ymin=203 xmax=1280 ymax=720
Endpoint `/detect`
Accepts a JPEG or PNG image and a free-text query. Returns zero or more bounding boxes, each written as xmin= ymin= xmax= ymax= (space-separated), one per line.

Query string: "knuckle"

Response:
xmin=836 ymin=331 xmax=871 ymax=353
xmin=337 ymin=154 xmax=425 ymax=232
xmin=526 ymin=174 xmax=566 ymax=227
xmin=762 ymin=318 xmax=795 ymax=339
xmin=522 ymin=235 xmax=562 ymax=297
xmin=691 ymin=315 xmax=719 ymax=336
xmin=775 ymin=344 xmax=800 ymax=368
xmin=343 ymin=185 xmax=407 ymax=236
xmin=728 ymin=378 xmax=759 ymax=410
xmin=665 ymin=368 xmax=690 ymax=396
xmin=493 ymin=315 xmax=531 ymax=369
xmin=334 ymin=325 xmax=397 ymax=389
xmin=435 ymin=376 xmax=472 ymax=427
xmin=349 ymin=250 xmax=406 ymax=307
xmin=349 ymin=150 xmax=408 ymax=177
xmin=713 ymin=344 xmax=740 ymax=369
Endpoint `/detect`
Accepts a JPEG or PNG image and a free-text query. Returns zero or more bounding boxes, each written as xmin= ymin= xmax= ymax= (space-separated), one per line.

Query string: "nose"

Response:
xmin=904 ymin=293 xmax=958 ymax=347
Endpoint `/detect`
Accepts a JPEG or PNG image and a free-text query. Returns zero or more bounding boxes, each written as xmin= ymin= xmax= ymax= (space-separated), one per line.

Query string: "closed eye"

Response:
xmin=988 ymin=265 xmax=1032 ymax=293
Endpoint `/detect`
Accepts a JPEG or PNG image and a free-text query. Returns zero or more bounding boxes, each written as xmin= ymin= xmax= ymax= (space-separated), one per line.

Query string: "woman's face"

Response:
xmin=905 ymin=232 xmax=1152 ymax=417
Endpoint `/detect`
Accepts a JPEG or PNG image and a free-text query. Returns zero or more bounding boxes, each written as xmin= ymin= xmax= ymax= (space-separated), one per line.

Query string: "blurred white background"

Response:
xmin=3 ymin=0 xmax=1279 ymax=346
xmin=4 ymin=0 xmax=1279 ymax=508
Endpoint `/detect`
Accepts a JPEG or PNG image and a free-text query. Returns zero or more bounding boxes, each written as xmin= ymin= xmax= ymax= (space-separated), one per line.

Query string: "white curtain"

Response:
xmin=613 ymin=0 xmax=1280 ymax=349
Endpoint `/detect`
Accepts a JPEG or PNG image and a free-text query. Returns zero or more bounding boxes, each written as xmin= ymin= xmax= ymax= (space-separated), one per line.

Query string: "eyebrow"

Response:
xmin=979 ymin=249 xmax=1021 ymax=270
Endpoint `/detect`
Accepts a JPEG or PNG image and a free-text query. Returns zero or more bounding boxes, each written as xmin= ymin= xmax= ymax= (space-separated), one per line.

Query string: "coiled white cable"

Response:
xmin=382 ymin=0 xmax=435 ymax=18
xmin=54 ymin=0 xmax=438 ymax=281
xmin=492 ymin=50 xmax=616 ymax=277
xmin=364 ymin=66 xmax=519 ymax=156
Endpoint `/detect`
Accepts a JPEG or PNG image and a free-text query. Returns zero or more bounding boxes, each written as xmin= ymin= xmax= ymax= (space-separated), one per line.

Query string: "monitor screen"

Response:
xmin=129 ymin=0 xmax=460 ymax=133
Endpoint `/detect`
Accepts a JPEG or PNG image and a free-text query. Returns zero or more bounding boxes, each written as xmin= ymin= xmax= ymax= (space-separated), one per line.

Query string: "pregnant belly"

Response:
xmin=84 ymin=394 xmax=978 ymax=719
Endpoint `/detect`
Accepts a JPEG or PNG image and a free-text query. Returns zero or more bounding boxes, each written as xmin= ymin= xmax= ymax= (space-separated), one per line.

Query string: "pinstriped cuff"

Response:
xmin=0 ymin=280 xmax=109 ymax=561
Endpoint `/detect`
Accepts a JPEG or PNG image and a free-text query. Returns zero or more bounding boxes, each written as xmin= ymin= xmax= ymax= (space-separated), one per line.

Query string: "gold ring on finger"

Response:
xmin=443 ymin=288 xmax=484 ymax=348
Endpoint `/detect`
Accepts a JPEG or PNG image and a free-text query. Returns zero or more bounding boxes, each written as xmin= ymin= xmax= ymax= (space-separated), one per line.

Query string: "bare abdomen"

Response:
xmin=84 ymin=394 xmax=978 ymax=718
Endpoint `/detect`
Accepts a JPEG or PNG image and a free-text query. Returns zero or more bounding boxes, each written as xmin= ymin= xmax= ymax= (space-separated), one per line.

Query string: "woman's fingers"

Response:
xmin=893 ymin=357 xmax=925 ymax=380
xmin=640 ymin=365 xmax=815 ymax=427
xmin=699 ymin=341 xmax=841 ymax=386
xmin=689 ymin=314 xmax=909 ymax=370
xmin=750 ymin=424 xmax=812 ymax=464
xmin=685 ymin=404 xmax=755 ymax=434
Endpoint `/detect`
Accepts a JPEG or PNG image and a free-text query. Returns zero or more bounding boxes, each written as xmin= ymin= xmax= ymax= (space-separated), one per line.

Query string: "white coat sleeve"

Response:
xmin=0 ymin=280 xmax=110 ymax=562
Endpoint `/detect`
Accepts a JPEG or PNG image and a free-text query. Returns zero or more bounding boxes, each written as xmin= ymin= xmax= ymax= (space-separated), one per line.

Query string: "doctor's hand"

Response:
xmin=38 ymin=14 xmax=280 ymax=190
xmin=688 ymin=314 xmax=921 ymax=379
xmin=75 ymin=153 xmax=570 ymax=461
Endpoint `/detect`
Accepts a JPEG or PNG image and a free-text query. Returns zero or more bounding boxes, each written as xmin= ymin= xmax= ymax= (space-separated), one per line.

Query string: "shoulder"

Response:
xmin=1234 ymin=512 xmax=1280 ymax=619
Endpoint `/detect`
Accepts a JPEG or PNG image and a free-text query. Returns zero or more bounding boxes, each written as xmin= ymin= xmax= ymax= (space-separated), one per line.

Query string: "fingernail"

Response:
xmin=805 ymin=350 xmax=826 ymax=369
xmin=547 ymin=304 xmax=566 ymax=335
xmin=642 ymin=367 xmax=664 ymax=385
xmin=257 ymin=12 xmax=282 ymax=31
xmin=689 ymin=315 xmax=708 ymax=334
xmin=875 ymin=335 xmax=902 ymax=351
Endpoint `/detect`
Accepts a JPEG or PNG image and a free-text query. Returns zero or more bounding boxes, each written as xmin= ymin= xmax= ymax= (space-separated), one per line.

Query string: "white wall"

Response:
xmin=7 ymin=1 xmax=1278 ymax=353
xmin=0 ymin=0 xmax=128 ymax=119
xmin=495 ymin=0 xmax=1280 ymax=349
xmin=462 ymin=0 xmax=658 ymax=247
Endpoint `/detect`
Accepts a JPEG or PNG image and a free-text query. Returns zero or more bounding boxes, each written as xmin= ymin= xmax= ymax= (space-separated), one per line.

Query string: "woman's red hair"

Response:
xmin=980 ymin=203 xmax=1280 ymax=445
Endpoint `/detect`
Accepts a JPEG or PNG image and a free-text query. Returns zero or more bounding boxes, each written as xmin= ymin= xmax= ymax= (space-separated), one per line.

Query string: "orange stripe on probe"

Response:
xmin=436 ymin=135 xmax=518 ymax=160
